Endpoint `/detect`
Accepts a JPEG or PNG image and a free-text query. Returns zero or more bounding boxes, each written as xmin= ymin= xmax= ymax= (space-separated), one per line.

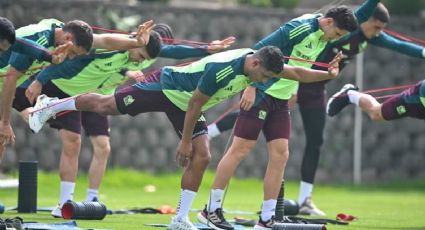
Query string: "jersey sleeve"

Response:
xmin=159 ymin=44 xmax=209 ymax=59
xmin=36 ymin=56 xmax=92 ymax=84
xmin=197 ymin=62 xmax=231 ymax=97
xmin=12 ymin=38 xmax=52 ymax=63
xmin=254 ymin=18 xmax=313 ymax=50
xmin=355 ymin=0 xmax=380 ymax=24
xmin=8 ymin=52 xmax=36 ymax=73
xmin=370 ymin=31 xmax=424 ymax=59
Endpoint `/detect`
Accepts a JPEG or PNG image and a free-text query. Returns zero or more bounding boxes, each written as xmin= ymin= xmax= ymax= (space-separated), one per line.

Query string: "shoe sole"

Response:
xmin=196 ymin=212 xmax=231 ymax=230
xmin=326 ymin=84 xmax=356 ymax=116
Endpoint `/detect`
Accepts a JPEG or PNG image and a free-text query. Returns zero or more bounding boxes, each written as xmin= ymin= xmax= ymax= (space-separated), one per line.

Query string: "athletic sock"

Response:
xmin=347 ymin=90 xmax=361 ymax=106
xmin=207 ymin=123 xmax=221 ymax=139
xmin=86 ymin=188 xmax=99 ymax=202
xmin=260 ymin=199 xmax=277 ymax=221
xmin=175 ymin=189 xmax=197 ymax=220
xmin=59 ymin=181 xmax=75 ymax=207
xmin=52 ymin=97 xmax=77 ymax=113
xmin=298 ymin=181 xmax=313 ymax=204
xmin=207 ymin=189 xmax=225 ymax=212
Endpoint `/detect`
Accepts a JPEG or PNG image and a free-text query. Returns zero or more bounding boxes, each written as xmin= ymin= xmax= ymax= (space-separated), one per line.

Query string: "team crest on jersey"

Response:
xmin=123 ymin=95 xmax=135 ymax=106
xmin=259 ymin=110 xmax=267 ymax=120
xmin=396 ymin=105 xmax=406 ymax=115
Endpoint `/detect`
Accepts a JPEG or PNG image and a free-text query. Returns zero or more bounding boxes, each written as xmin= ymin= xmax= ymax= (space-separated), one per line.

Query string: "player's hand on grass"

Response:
xmin=135 ymin=20 xmax=156 ymax=46
xmin=328 ymin=51 xmax=343 ymax=78
xmin=52 ymin=42 xmax=73 ymax=64
xmin=26 ymin=80 xmax=43 ymax=104
xmin=207 ymin=36 xmax=236 ymax=53
xmin=176 ymin=140 xmax=192 ymax=167
xmin=125 ymin=70 xmax=145 ymax=82
xmin=0 ymin=121 xmax=15 ymax=147
xmin=240 ymin=86 xmax=256 ymax=111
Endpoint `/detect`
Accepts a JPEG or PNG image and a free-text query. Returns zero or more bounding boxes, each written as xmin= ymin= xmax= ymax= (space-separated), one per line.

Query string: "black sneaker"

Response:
xmin=254 ymin=215 xmax=275 ymax=229
xmin=327 ymin=84 xmax=359 ymax=117
xmin=197 ymin=205 xmax=234 ymax=230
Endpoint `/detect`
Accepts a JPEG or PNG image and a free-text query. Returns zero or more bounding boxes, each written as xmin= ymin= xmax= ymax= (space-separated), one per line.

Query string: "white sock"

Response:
xmin=207 ymin=123 xmax=221 ymax=139
xmin=347 ymin=90 xmax=361 ymax=106
xmin=260 ymin=199 xmax=277 ymax=221
xmin=298 ymin=181 xmax=313 ymax=204
xmin=52 ymin=97 xmax=77 ymax=113
xmin=207 ymin=189 xmax=225 ymax=212
xmin=59 ymin=181 xmax=75 ymax=207
xmin=176 ymin=189 xmax=197 ymax=220
xmin=86 ymin=188 xmax=99 ymax=202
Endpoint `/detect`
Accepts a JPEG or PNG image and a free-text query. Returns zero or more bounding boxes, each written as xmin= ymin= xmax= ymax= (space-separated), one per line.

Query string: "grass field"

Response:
xmin=1 ymin=169 xmax=425 ymax=230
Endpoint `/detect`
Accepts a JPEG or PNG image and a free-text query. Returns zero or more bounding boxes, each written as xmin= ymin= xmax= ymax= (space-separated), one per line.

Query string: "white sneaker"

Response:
xmin=29 ymin=95 xmax=59 ymax=133
xmin=298 ymin=197 xmax=326 ymax=216
xmin=51 ymin=205 xmax=62 ymax=218
xmin=167 ymin=216 xmax=198 ymax=230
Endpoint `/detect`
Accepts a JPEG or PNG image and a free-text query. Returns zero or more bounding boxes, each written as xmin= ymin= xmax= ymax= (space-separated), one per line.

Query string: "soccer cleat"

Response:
xmin=167 ymin=216 xmax=198 ymax=230
xmin=254 ymin=216 xmax=275 ymax=229
xmin=29 ymin=95 xmax=59 ymax=133
xmin=197 ymin=205 xmax=234 ymax=230
xmin=298 ymin=197 xmax=326 ymax=216
xmin=51 ymin=205 xmax=63 ymax=218
xmin=326 ymin=84 xmax=359 ymax=117
xmin=4 ymin=217 xmax=23 ymax=230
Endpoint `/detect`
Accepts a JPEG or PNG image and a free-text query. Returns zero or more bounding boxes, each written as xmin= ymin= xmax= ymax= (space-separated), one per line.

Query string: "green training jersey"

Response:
xmin=32 ymin=50 xmax=155 ymax=96
xmin=254 ymin=14 xmax=328 ymax=99
xmin=135 ymin=48 xmax=254 ymax=112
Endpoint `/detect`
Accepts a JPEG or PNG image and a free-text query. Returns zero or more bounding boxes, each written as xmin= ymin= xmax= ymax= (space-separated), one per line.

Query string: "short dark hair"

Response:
xmin=153 ymin=23 xmax=174 ymax=40
xmin=254 ymin=46 xmax=284 ymax=74
xmin=0 ymin=17 xmax=16 ymax=44
xmin=372 ymin=3 xmax=390 ymax=23
xmin=145 ymin=31 xmax=162 ymax=59
xmin=325 ymin=6 xmax=358 ymax=32
xmin=63 ymin=20 xmax=93 ymax=52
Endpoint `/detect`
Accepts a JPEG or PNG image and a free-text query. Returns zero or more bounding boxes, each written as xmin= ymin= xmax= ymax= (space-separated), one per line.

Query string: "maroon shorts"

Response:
xmin=234 ymin=94 xmax=290 ymax=142
xmin=115 ymin=85 xmax=207 ymax=139
xmin=82 ymin=111 xmax=110 ymax=136
xmin=381 ymin=81 xmax=425 ymax=120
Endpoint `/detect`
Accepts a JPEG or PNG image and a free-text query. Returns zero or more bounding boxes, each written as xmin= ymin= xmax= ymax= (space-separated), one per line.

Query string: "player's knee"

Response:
xmin=94 ymin=140 xmax=111 ymax=157
xmin=369 ymin=106 xmax=384 ymax=121
xmin=273 ymin=148 xmax=289 ymax=162
xmin=195 ymin=149 xmax=211 ymax=165
xmin=63 ymin=132 xmax=81 ymax=146
xmin=229 ymin=144 xmax=252 ymax=161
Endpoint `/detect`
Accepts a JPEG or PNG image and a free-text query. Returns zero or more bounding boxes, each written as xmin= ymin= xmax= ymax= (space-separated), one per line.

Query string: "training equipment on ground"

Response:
xmin=17 ymin=161 xmax=38 ymax=213
xmin=62 ymin=201 xmax=107 ymax=220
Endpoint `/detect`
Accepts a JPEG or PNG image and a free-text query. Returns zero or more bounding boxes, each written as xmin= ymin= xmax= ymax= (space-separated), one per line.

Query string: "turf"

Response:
xmin=0 ymin=169 xmax=425 ymax=229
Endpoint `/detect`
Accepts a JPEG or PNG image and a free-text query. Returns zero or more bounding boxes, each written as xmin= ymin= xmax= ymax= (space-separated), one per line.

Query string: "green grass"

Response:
xmin=1 ymin=169 xmax=425 ymax=229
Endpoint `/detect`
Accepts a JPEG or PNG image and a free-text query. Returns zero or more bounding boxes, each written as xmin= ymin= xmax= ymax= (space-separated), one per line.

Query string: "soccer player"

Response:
xmin=197 ymin=5 xmax=357 ymax=230
xmin=296 ymin=1 xmax=424 ymax=216
xmin=326 ymin=80 xmax=425 ymax=124
xmin=28 ymin=46 xmax=340 ymax=229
